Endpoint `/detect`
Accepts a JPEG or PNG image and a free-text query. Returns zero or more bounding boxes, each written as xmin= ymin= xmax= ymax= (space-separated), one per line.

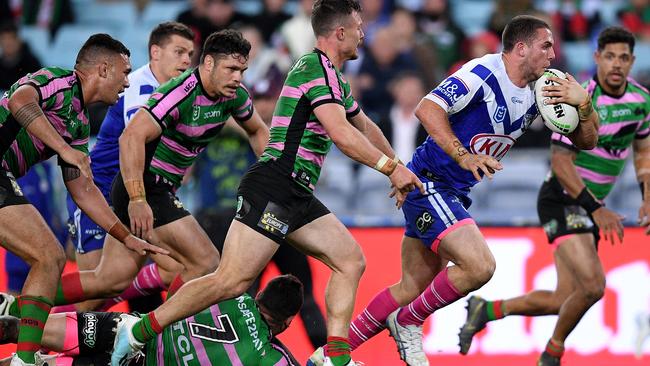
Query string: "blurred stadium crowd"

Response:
xmin=1 ymin=0 xmax=649 ymax=226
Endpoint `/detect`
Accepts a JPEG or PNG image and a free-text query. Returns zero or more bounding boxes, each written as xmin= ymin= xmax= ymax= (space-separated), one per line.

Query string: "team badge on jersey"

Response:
xmin=431 ymin=76 xmax=469 ymax=107
xmin=493 ymin=105 xmax=507 ymax=123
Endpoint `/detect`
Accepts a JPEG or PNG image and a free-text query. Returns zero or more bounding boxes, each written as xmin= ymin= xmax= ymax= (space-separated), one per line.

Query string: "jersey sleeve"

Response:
xmin=231 ymin=84 xmax=254 ymax=123
xmin=123 ymin=82 xmax=156 ymax=128
xmin=424 ymin=65 xmax=485 ymax=115
xmin=636 ymin=101 xmax=650 ymax=139
xmin=300 ymin=54 xmax=345 ymax=108
xmin=143 ymin=90 xmax=178 ymax=129
xmin=341 ymin=76 xmax=360 ymax=119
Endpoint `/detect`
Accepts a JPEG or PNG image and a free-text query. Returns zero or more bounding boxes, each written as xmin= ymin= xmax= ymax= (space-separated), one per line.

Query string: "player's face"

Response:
xmin=102 ymin=54 xmax=131 ymax=104
xmin=153 ymin=35 xmax=194 ymax=83
xmin=595 ymin=42 xmax=634 ymax=93
xmin=523 ymin=28 xmax=555 ymax=81
xmin=341 ymin=11 xmax=364 ymax=61
xmin=208 ymin=54 xmax=248 ymax=97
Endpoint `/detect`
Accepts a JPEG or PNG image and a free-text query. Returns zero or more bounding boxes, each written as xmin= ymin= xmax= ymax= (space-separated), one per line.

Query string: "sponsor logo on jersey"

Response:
xmin=469 ymin=134 xmax=515 ymax=161
xmin=203 ymin=110 xmax=221 ymax=119
xmin=612 ymin=108 xmax=632 ymax=118
xmin=511 ymin=96 xmax=523 ymax=104
xmin=82 ymin=313 xmax=97 ymax=348
xmin=432 ymin=76 xmax=469 ymax=106
xmin=493 ymin=105 xmax=507 ymax=123
xmin=184 ymin=80 xmax=196 ymax=93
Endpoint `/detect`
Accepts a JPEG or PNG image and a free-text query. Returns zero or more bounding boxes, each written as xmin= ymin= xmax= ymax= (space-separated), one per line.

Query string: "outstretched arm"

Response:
xmin=65 ymin=167 xmax=168 ymax=256
xmin=314 ymin=103 xmax=424 ymax=206
xmin=551 ymin=143 xmax=623 ymax=244
xmin=119 ymin=109 xmax=163 ymax=239
xmin=348 ymin=109 xmax=397 ymax=159
xmin=7 ymin=85 xmax=92 ymax=178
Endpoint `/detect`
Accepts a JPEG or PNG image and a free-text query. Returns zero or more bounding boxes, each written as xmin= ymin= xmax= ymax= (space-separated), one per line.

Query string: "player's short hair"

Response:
xmin=148 ymin=21 xmax=194 ymax=52
xmin=76 ymin=33 xmax=130 ymax=66
xmin=256 ymin=274 xmax=304 ymax=322
xmin=597 ymin=26 xmax=635 ymax=53
xmin=200 ymin=29 xmax=250 ymax=64
xmin=502 ymin=15 xmax=550 ymax=53
xmin=311 ymin=0 xmax=362 ymax=37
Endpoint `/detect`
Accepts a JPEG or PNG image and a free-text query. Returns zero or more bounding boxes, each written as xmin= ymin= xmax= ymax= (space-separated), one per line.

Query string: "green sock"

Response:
xmin=16 ymin=295 xmax=53 ymax=364
xmin=8 ymin=300 xmax=19 ymax=317
xmin=131 ymin=313 xmax=162 ymax=343
xmin=326 ymin=336 xmax=351 ymax=366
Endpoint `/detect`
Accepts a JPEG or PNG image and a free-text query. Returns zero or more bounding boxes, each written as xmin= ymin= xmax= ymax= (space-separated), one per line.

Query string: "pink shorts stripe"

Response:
xmin=550 ymin=234 xmax=576 ymax=251
xmin=431 ymin=218 xmax=475 ymax=253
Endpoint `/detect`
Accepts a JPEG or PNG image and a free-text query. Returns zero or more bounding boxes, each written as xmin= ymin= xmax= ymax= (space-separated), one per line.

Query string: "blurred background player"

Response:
xmin=0 ymin=21 xmax=42 ymax=93
xmin=0 ymin=33 xmax=164 ymax=366
xmin=339 ymin=15 xmax=598 ymax=366
xmin=458 ymin=26 xmax=650 ymax=366
xmin=0 ymin=275 xmax=304 ymax=366
xmin=63 ymin=21 xmax=195 ymax=313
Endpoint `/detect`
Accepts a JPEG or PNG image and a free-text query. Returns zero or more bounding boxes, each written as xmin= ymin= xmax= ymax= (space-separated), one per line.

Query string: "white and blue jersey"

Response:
xmin=67 ymin=64 xmax=160 ymax=253
xmin=403 ymin=53 xmax=541 ymax=251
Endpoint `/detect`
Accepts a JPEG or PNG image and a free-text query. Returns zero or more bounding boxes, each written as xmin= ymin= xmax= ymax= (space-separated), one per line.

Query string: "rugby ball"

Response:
xmin=534 ymin=69 xmax=579 ymax=135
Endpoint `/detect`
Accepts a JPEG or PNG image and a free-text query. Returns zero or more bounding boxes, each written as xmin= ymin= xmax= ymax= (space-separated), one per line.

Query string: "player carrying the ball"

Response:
xmin=458 ymin=26 xmax=650 ymax=366
xmin=320 ymin=15 xmax=599 ymax=366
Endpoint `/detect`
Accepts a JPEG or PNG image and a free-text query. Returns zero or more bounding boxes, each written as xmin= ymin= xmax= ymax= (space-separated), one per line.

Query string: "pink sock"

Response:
xmin=50 ymin=304 xmax=77 ymax=314
xmin=397 ymin=267 xmax=463 ymax=326
xmin=99 ymin=263 xmax=165 ymax=311
xmin=349 ymin=288 xmax=400 ymax=350
xmin=60 ymin=312 xmax=80 ymax=356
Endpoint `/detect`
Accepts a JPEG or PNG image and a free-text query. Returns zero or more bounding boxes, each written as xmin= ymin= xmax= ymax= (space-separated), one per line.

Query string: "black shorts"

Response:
xmin=537 ymin=176 xmax=600 ymax=246
xmin=235 ymin=162 xmax=330 ymax=243
xmin=0 ymin=170 xmax=29 ymax=208
xmin=111 ymin=173 xmax=191 ymax=228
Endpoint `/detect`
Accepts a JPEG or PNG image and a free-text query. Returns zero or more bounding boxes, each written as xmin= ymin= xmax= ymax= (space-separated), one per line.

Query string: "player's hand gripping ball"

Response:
xmin=534 ymin=69 xmax=579 ymax=135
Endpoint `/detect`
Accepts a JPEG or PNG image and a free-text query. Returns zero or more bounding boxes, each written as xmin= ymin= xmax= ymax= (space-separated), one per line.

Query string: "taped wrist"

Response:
xmin=576 ymin=187 xmax=602 ymax=214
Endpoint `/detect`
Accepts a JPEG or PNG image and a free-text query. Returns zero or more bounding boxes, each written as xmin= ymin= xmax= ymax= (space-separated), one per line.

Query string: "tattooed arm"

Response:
xmin=63 ymin=166 xmax=169 ymax=256
xmin=7 ymin=85 xmax=92 ymax=179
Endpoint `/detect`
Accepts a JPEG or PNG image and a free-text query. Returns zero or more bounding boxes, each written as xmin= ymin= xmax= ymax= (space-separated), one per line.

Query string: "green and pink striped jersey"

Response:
xmin=144 ymin=68 xmax=254 ymax=189
xmin=259 ymin=49 xmax=360 ymax=192
xmin=552 ymin=76 xmax=650 ymax=199
xmin=0 ymin=67 xmax=89 ymax=178
xmin=144 ymin=294 xmax=297 ymax=366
